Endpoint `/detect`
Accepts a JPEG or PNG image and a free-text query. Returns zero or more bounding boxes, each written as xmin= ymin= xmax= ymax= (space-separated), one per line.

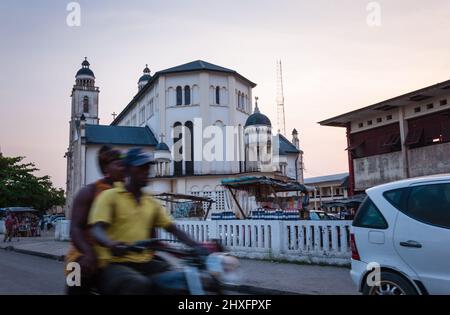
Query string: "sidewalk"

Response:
xmin=0 ymin=236 xmax=359 ymax=295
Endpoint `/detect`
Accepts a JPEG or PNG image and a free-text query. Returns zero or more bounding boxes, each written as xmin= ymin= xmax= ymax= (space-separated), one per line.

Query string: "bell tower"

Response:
xmin=70 ymin=57 xmax=99 ymax=128
xmin=65 ymin=57 xmax=100 ymax=217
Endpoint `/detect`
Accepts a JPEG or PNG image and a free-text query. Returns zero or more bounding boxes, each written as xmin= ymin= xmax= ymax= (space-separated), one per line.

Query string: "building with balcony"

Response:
xmin=304 ymin=173 xmax=349 ymax=210
xmin=319 ymin=80 xmax=450 ymax=195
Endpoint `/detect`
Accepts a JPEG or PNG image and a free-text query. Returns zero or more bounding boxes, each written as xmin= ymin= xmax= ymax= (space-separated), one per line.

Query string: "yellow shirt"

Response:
xmin=88 ymin=185 xmax=173 ymax=268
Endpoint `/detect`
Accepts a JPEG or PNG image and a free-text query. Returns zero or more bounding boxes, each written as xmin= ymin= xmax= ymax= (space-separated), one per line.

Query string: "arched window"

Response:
xmin=184 ymin=86 xmax=191 ymax=105
xmin=83 ymin=96 xmax=89 ymax=113
xmin=192 ymin=85 xmax=200 ymax=104
xmin=216 ymin=86 xmax=220 ymax=105
xmin=176 ymin=86 xmax=182 ymax=106
xmin=173 ymin=122 xmax=183 ymax=176
xmin=185 ymin=121 xmax=194 ymax=175
xmin=237 ymin=91 xmax=241 ymax=108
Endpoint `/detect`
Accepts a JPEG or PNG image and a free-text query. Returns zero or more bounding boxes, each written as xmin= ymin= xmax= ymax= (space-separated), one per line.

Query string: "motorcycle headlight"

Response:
xmin=206 ymin=253 xmax=242 ymax=284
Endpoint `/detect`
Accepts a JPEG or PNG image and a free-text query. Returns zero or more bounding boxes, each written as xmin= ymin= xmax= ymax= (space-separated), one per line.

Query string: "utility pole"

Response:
xmin=276 ymin=60 xmax=286 ymax=136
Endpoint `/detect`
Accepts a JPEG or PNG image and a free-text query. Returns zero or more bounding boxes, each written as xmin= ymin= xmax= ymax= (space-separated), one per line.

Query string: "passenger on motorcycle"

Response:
xmin=65 ymin=145 xmax=125 ymax=295
xmin=88 ymin=147 xmax=205 ymax=294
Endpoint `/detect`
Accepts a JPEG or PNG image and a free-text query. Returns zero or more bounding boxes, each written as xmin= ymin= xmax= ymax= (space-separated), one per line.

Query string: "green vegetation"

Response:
xmin=0 ymin=155 xmax=65 ymax=213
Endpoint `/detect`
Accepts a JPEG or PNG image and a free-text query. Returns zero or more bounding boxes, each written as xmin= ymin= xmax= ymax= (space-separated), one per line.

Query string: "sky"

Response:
xmin=1 ymin=0 xmax=450 ymax=189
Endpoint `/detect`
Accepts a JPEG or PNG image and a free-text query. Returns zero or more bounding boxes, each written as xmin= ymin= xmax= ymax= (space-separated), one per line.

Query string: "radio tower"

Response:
xmin=276 ymin=60 xmax=286 ymax=136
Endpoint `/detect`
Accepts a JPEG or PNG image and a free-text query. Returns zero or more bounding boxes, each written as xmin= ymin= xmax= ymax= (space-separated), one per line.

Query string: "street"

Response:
xmin=0 ymin=250 xmax=251 ymax=295
xmin=0 ymin=250 xmax=65 ymax=294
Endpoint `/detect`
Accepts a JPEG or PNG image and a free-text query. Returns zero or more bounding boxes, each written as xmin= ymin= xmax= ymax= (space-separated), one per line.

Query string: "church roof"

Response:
xmin=85 ymin=125 xmax=158 ymax=146
xmin=112 ymin=60 xmax=256 ymax=125
xmin=156 ymin=60 xmax=256 ymax=87
xmin=278 ymin=134 xmax=301 ymax=155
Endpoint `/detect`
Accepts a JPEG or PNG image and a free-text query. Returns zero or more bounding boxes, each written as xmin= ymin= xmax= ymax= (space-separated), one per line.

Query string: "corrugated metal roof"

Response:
xmin=85 ymin=125 xmax=157 ymax=146
xmin=304 ymin=172 xmax=349 ymax=185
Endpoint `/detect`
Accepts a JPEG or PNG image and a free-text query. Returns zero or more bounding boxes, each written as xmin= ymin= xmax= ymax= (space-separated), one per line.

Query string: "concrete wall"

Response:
xmin=354 ymin=151 xmax=404 ymax=191
xmin=409 ymin=142 xmax=450 ymax=177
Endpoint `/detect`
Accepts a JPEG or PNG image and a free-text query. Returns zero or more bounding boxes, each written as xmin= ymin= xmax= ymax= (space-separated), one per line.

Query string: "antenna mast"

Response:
xmin=276 ymin=60 xmax=286 ymax=136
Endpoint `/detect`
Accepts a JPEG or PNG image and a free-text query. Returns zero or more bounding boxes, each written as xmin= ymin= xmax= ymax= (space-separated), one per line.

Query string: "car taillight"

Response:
xmin=350 ymin=233 xmax=360 ymax=261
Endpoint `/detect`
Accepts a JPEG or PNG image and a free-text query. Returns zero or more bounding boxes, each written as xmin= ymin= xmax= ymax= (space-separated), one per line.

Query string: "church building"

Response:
xmin=65 ymin=58 xmax=304 ymax=218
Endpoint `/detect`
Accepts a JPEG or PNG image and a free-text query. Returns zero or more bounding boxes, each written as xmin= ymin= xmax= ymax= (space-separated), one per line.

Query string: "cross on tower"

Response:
xmin=159 ymin=133 xmax=165 ymax=142
xmin=111 ymin=112 xmax=117 ymax=120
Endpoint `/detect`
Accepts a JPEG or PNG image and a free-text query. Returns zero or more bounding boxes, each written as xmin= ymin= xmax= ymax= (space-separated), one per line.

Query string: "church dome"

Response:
xmin=155 ymin=142 xmax=170 ymax=151
xmin=138 ymin=64 xmax=151 ymax=83
xmin=139 ymin=74 xmax=151 ymax=82
xmin=76 ymin=68 xmax=95 ymax=77
xmin=76 ymin=57 xmax=95 ymax=78
xmin=244 ymin=100 xmax=272 ymax=128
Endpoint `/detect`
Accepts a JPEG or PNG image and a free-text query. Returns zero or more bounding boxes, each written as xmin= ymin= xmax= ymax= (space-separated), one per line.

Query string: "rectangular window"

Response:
xmin=427 ymin=103 xmax=434 ymax=110
xmin=147 ymin=99 xmax=154 ymax=119
xmin=367 ymin=120 xmax=373 ymax=126
xmin=440 ymin=99 xmax=447 ymax=106
xmin=405 ymin=128 xmax=424 ymax=146
xmin=386 ymin=115 xmax=393 ymax=120
xmin=414 ymin=107 xmax=421 ymax=113
xmin=349 ymin=123 xmax=401 ymax=158
xmin=358 ymin=123 xmax=363 ymax=128
xmin=139 ymin=107 xmax=145 ymax=125
xmin=376 ymin=117 xmax=382 ymax=123
xmin=406 ymin=110 xmax=450 ymax=147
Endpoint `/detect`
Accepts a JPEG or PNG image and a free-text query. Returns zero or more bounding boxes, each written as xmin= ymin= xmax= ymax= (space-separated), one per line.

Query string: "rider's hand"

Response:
xmin=107 ymin=241 xmax=128 ymax=257
xmin=192 ymin=244 xmax=211 ymax=257
xmin=77 ymin=251 xmax=97 ymax=276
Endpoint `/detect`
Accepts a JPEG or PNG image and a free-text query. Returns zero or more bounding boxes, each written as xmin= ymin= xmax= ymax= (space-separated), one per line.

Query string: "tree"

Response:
xmin=0 ymin=155 xmax=65 ymax=213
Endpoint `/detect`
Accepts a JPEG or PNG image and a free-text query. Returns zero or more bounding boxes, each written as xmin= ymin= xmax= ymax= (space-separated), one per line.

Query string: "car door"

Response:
xmin=393 ymin=181 xmax=450 ymax=294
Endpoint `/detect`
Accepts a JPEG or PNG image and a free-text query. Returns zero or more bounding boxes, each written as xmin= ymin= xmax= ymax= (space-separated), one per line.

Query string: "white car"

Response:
xmin=350 ymin=174 xmax=450 ymax=295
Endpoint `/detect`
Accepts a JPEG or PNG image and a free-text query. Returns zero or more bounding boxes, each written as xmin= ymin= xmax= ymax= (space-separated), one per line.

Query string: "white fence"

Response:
xmin=158 ymin=220 xmax=353 ymax=266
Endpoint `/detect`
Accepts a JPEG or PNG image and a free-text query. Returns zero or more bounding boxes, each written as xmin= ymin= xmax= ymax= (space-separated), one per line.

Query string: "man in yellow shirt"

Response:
xmin=89 ymin=148 xmax=203 ymax=294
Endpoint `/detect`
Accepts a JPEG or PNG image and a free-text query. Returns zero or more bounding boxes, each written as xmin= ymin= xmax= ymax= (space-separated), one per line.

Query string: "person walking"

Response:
xmin=3 ymin=211 xmax=14 ymax=242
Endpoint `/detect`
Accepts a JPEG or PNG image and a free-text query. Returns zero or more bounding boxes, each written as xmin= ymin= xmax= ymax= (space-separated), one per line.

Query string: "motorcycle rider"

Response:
xmin=88 ymin=147 xmax=205 ymax=294
xmin=65 ymin=145 xmax=125 ymax=295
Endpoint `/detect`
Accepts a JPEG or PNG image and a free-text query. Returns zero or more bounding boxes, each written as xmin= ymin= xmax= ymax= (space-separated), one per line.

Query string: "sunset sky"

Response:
xmin=1 ymin=0 xmax=450 ymax=189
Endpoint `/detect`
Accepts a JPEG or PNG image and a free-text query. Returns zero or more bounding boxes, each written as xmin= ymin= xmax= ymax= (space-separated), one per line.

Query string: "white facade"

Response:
xmin=65 ymin=60 xmax=304 ymax=218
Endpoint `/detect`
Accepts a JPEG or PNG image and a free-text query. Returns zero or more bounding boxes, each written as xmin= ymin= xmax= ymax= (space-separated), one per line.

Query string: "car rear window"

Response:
xmin=353 ymin=197 xmax=388 ymax=229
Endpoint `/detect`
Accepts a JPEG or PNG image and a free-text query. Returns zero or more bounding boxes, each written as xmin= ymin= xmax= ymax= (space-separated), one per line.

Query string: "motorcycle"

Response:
xmin=87 ymin=238 xmax=241 ymax=295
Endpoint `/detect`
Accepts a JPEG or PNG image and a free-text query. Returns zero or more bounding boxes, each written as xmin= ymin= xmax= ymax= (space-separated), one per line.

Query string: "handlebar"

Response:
xmin=112 ymin=239 xmax=198 ymax=258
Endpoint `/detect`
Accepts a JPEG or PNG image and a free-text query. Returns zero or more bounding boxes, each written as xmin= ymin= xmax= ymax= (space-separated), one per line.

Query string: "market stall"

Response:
xmin=152 ymin=192 xmax=215 ymax=221
xmin=220 ymin=176 xmax=310 ymax=220
xmin=0 ymin=207 xmax=40 ymax=237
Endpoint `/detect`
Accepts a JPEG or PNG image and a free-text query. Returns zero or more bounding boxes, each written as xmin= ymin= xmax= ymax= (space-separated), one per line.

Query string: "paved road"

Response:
xmin=238 ymin=259 xmax=359 ymax=295
xmin=0 ymin=250 xmax=65 ymax=295
xmin=0 ymin=250 xmax=247 ymax=295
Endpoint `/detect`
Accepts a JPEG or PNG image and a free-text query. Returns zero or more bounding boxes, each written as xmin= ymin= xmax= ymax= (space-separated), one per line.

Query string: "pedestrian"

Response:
xmin=3 ymin=211 xmax=14 ymax=242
